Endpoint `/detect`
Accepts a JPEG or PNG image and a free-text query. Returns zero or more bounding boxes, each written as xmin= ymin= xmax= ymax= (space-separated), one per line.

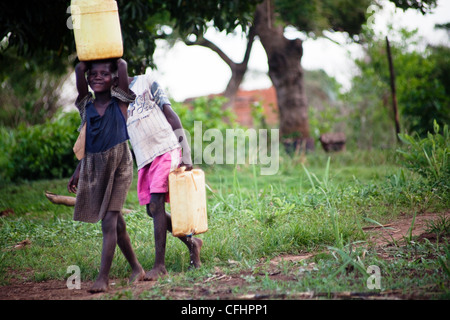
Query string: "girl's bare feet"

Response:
xmin=129 ymin=266 xmax=145 ymax=284
xmin=189 ymin=238 xmax=203 ymax=269
xmin=88 ymin=277 xmax=109 ymax=293
xmin=144 ymin=265 xmax=168 ymax=281
xmin=88 ymin=267 xmax=144 ymax=293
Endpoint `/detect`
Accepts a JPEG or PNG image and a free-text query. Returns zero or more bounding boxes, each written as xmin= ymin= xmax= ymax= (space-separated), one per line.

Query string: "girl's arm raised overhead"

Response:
xmin=116 ymin=58 xmax=130 ymax=94
xmin=115 ymin=58 xmax=132 ymax=119
xmin=75 ymin=62 xmax=89 ymax=102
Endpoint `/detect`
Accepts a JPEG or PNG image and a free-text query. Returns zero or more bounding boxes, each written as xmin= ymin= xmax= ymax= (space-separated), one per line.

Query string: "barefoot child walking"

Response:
xmin=125 ymin=74 xmax=203 ymax=280
xmin=68 ymin=58 xmax=144 ymax=293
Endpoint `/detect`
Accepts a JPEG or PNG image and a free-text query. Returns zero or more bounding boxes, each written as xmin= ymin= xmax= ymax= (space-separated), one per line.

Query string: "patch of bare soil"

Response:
xmin=0 ymin=211 xmax=447 ymax=300
xmin=363 ymin=211 xmax=447 ymax=247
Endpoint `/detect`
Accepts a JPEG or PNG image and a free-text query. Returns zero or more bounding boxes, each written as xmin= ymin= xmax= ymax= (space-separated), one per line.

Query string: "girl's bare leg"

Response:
xmin=164 ymin=212 xmax=203 ymax=269
xmin=89 ymin=211 xmax=119 ymax=293
xmin=116 ymin=213 xmax=145 ymax=283
xmin=144 ymin=193 xmax=168 ymax=280
xmin=145 ymin=195 xmax=203 ymax=281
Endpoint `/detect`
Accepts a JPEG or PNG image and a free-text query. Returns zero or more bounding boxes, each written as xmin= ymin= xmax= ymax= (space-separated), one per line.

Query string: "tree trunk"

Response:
xmin=223 ymin=27 xmax=256 ymax=105
xmin=385 ymin=36 xmax=401 ymax=142
xmin=254 ymin=0 xmax=313 ymax=151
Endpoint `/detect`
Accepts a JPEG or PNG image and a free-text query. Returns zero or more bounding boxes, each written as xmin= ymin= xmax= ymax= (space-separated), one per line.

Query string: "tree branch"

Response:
xmin=185 ymin=35 xmax=235 ymax=68
xmin=242 ymin=26 xmax=256 ymax=66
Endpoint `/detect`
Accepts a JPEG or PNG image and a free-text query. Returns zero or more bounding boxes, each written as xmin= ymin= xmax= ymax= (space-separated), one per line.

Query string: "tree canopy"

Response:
xmin=0 ymin=0 xmax=440 ymax=77
xmin=276 ymin=0 xmax=372 ymax=37
xmin=0 ymin=0 xmax=439 ymax=73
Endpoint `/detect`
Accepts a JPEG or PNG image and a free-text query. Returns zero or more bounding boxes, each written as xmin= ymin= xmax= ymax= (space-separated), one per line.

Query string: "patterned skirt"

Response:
xmin=73 ymin=141 xmax=133 ymax=223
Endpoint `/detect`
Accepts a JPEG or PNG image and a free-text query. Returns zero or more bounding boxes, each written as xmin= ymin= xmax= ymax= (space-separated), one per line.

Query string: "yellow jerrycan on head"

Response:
xmin=169 ymin=167 xmax=208 ymax=237
xmin=71 ymin=0 xmax=123 ymax=61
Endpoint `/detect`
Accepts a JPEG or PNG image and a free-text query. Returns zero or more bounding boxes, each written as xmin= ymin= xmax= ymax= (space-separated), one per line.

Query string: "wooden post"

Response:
xmin=386 ymin=36 xmax=401 ymax=142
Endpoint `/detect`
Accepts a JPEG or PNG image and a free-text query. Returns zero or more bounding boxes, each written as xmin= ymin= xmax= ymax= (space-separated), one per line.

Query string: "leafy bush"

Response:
xmin=0 ymin=111 xmax=80 ymax=182
xmin=171 ymin=96 xmax=241 ymax=166
xmin=397 ymin=120 xmax=449 ymax=190
xmin=171 ymin=96 xmax=237 ymax=135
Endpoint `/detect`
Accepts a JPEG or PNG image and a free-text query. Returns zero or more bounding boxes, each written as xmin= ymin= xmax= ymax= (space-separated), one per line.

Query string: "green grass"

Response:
xmin=1 ymin=149 xmax=449 ymax=298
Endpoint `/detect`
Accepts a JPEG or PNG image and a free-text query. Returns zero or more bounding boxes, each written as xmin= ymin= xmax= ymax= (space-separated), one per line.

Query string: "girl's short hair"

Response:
xmin=86 ymin=59 xmax=118 ymax=76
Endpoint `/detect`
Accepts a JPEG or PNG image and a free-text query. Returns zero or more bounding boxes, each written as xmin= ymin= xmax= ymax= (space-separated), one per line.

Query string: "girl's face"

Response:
xmin=87 ymin=62 xmax=114 ymax=93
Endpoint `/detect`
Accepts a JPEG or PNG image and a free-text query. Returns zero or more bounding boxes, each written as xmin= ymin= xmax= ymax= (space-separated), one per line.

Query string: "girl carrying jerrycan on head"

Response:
xmin=68 ymin=58 xmax=144 ymax=293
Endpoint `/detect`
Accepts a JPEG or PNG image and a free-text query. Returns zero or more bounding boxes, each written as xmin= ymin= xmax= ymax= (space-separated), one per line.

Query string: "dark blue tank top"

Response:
xmin=85 ymin=98 xmax=129 ymax=154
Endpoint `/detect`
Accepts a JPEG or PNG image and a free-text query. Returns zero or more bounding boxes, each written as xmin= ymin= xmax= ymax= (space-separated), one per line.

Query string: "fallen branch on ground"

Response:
xmin=45 ymin=191 xmax=76 ymax=206
xmin=44 ymin=191 xmax=133 ymax=214
xmin=362 ymin=224 xmax=394 ymax=230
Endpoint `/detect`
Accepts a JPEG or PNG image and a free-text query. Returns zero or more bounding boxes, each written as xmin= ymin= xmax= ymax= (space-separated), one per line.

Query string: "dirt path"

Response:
xmin=364 ymin=211 xmax=446 ymax=246
xmin=0 ymin=211 xmax=446 ymax=300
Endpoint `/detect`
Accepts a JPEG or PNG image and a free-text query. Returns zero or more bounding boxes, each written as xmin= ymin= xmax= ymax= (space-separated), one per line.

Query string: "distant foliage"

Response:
xmin=344 ymin=26 xmax=450 ymax=149
xmin=0 ymin=111 xmax=80 ymax=182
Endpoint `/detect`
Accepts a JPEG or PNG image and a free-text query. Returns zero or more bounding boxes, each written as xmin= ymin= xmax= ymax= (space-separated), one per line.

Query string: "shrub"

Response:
xmin=0 ymin=111 xmax=80 ymax=182
xmin=397 ymin=120 xmax=449 ymax=191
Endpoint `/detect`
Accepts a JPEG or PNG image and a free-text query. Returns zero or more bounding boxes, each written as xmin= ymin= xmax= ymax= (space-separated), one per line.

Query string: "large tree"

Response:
xmin=254 ymin=0 xmax=373 ymax=148
xmin=183 ymin=0 xmax=438 ymax=149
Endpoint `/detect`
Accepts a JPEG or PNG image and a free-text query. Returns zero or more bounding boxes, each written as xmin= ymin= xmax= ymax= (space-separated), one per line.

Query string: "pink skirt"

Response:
xmin=137 ymin=148 xmax=181 ymax=205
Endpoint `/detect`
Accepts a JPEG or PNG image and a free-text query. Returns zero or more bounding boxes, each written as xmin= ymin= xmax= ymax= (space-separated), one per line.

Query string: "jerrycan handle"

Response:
xmin=173 ymin=166 xmax=186 ymax=175
xmin=174 ymin=166 xmax=197 ymax=191
xmin=179 ymin=166 xmax=198 ymax=191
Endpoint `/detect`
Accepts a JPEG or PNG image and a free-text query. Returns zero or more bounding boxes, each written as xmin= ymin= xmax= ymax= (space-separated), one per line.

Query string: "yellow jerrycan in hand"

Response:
xmin=71 ymin=0 xmax=123 ymax=61
xmin=169 ymin=167 xmax=208 ymax=237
